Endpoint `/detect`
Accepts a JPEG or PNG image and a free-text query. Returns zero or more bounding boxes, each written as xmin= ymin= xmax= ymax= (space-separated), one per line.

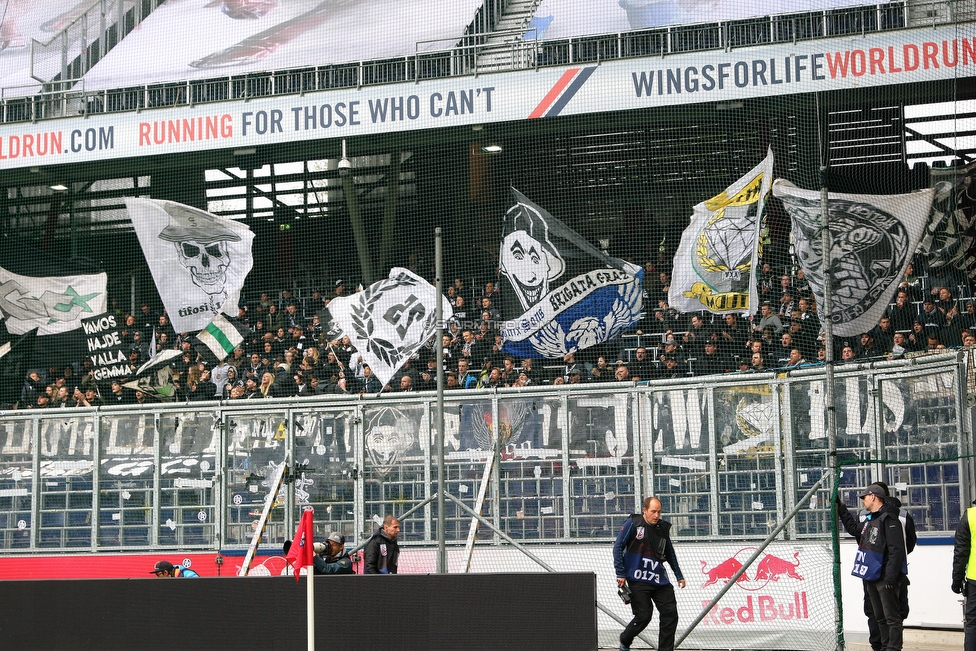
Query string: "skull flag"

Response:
xmin=327 ymin=268 xmax=452 ymax=391
xmin=772 ymin=180 xmax=934 ymax=337
xmin=125 ymin=198 xmax=255 ymax=333
xmin=669 ymin=148 xmax=773 ymax=314
xmin=497 ymin=189 xmax=643 ymax=359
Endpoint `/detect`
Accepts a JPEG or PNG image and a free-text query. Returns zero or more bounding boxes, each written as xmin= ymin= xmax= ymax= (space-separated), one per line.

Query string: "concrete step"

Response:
xmin=846 ymin=628 xmax=963 ymax=651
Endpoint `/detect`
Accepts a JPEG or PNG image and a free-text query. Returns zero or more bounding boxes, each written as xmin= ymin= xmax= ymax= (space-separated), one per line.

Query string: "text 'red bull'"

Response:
xmin=701 ymin=593 xmax=810 ymax=625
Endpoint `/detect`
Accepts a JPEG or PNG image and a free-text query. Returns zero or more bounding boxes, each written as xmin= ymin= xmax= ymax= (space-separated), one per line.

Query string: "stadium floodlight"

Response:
xmin=49 ymin=184 xmax=68 ymax=192
xmin=481 ymin=144 xmax=502 ymax=154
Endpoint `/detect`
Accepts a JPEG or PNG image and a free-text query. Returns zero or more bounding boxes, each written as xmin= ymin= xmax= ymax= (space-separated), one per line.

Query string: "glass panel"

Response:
xmin=881 ymin=372 xmax=961 ymax=531
xmin=99 ymin=413 xmax=154 ymax=549
xmin=0 ymin=420 xmax=36 ymax=549
xmin=362 ymin=403 xmax=429 ymax=542
xmin=293 ymin=409 xmax=357 ymax=543
xmin=567 ymin=393 xmax=635 ymax=540
xmin=497 ymin=396 xmax=564 ymax=540
xmin=645 ymin=388 xmax=712 ymax=538
xmin=714 ymin=385 xmax=778 ymax=538
xmin=225 ymin=412 xmax=288 ymax=547
xmin=157 ymin=411 xmax=218 ymax=548
xmin=39 ymin=415 xmax=96 ymax=549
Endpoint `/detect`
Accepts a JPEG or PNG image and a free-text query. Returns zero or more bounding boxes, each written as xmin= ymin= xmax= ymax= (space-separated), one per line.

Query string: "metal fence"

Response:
xmin=0 ymin=350 xmax=969 ymax=554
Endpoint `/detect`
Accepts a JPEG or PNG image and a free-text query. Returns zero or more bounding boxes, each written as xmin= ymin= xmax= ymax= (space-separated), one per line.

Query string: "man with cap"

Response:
xmin=837 ymin=483 xmax=908 ymax=651
xmin=150 ymin=560 xmax=199 ymax=578
xmin=327 ymin=280 xmax=346 ymax=301
xmin=313 ymin=532 xmax=354 ymax=575
xmin=854 ymin=482 xmax=916 ymax=651
xmin=952 ymin=496 xmax=976 ymax=651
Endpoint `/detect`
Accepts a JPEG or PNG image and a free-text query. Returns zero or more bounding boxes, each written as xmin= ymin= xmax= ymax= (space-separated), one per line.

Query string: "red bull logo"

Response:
xmin=700 ymin=548 xmax=805 ymax=590
xmin=754 ymin=552 xmax=803 ymax=582
xmin=701 ymin=593 xmax=810 ymax=625
xmin=700 ymin=557 xmax=748 ymax=588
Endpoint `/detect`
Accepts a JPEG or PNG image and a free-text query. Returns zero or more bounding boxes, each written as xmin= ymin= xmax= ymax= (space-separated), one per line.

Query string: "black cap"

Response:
xmin=151 ymin=560 xmax=175 ymax=574
xmin=860 ymin=483 xmax=887 ymax=500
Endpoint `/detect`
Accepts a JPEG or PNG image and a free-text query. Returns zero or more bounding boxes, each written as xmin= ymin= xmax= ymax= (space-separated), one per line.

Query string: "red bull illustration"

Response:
xmin=754 ymin=552 xmax=803 ymax=582
xmin=700 ymin=548 xmax=805 ymax=590
xmin=700 ymin=557 xmax=749 ymax=587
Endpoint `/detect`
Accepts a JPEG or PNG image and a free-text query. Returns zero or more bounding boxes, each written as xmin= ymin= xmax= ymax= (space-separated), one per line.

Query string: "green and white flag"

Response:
xmin=194 ymin=314 xmax=247 ymax=363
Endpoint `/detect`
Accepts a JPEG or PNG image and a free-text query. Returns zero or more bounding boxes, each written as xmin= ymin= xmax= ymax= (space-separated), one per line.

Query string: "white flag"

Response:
xmin=125 ymin=198 xmax=254 ymax=333
xmin=669 ymin=148 xmax=773 ymax=314
xmin=327 ymin=268 xmax=452 ymax=390
xmin=772 ymin=180 xmax=935 ymax=337
xmin=0 ymin=266 xmax=107 ymax=335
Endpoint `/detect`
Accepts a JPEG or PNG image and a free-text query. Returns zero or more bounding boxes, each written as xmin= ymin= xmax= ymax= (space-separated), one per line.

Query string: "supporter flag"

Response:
xmin=0 ymin=328 xmax=37 ymax=407
xmin=125 ymin=198 xmax=254 ymax=333
xmin=669 ymin=148 xmax=773 ymax=314
xmin=918 ymin=162 xmax=976 ymax=294
xmin=772 ymin=180 xmax=935 ymax=337
xmin=0 ymin=238 xmax=107 ymax=369
xmin=284 ymin=508 xmax=315 ymax=582
xmin=193 ymin=314 xmax=248 ymax=364
xmin=328 ymin=268 xmax=452 ymax=390
xmin=497 ymin=189 xmax=643 ymax=359
xmin=123 ymin=349 xmax=183 ymax=401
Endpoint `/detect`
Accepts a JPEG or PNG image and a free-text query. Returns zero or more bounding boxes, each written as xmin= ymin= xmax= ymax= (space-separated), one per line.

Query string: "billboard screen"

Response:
xmin=81 ymin=0 xmax=484 ymax=90
xmin=528 ymin=0 xmax=892 ymax=41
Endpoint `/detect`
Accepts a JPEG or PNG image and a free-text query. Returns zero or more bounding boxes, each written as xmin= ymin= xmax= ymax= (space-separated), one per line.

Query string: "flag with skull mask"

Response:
xmin=772 ymin=180 xmax=934 ymax=337
xmin=327 ymin=268 xmax=453 ymax=391
xmin=497 ymin=189 xmax=643 ymax=359
xmin=125 ymin=198 xmax=255 ymax=333
xmin=669 ymin=148 xmax=773 ymax=314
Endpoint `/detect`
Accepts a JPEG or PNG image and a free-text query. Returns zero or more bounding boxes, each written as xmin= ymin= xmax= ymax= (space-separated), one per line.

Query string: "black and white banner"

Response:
xmin=498 ymin=189 xmax=643 ymax=359
xmin=670 ymin=148 xmax=772 ymax=314
xmin=772 ymin=180 xmax=934 ymax=337
xmin=126 ymin=198 xmax=254 ymax=334
xmin=919 ymin=162 xmax=976 ymax=293
xmin=327 ymin=268 xmax=452 ymax=390
xmin=81 ymin=313 xmax=128 ymax=380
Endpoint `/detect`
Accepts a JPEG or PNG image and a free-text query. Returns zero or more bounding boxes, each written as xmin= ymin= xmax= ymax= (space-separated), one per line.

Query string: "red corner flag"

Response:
xmin=285 ymin=509 xmax=315 ymax=582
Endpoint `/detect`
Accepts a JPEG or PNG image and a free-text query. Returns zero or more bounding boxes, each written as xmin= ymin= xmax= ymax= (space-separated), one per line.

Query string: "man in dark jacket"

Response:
xmin=952 ymin=498 xmax=976 ymax=651
xmin=363 ymin=515 xmax=400 ymax=574
xmin=855 ymin=482 xmax=916 ymax=651
xmin=313 ymin=532 xmax=354 ymax=575
xmin=838 ymin=483 xmax=908 ymax=651
xmin=612 ymin=497 xmax=686 ymax=651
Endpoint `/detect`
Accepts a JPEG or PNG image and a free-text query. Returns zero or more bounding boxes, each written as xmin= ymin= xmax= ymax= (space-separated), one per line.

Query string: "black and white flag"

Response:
xmin=497 ymin=189 xmax=643 ymax=359
xmin=126 ymin=198 xmax=254 ymax=333
xmin=772 ymin=180 xmax=934 ymax=337
xmin=327 ymin=268 xmax=452 ymax=390
xmin=918 ymin=162 xmax=976 ymax=292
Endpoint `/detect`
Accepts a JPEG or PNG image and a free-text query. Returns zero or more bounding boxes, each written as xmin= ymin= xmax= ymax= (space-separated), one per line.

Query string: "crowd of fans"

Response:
xmin=11 ymin=256 xmax=974 ymax=409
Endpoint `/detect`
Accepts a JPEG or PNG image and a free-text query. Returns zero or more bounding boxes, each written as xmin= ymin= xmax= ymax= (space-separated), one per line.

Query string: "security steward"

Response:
xmin=856 ymin=482 xmax=916 ymax=651
xmin=838 ymin=483 xmax=908 ymax=651
xmin=612 ymin=496 xmax=686 ymax=651
xmin=313 ymin=532 xmax=354 ymax=575
xmin=952 ymin=497 xmax=976 ymax=651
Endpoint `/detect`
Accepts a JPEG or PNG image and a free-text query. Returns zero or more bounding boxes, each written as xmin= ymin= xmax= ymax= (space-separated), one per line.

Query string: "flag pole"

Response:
xmin=434 ymin=226 xmax=447 ymax=574
xmin=306 ymin=562 xmax=314 ymax=651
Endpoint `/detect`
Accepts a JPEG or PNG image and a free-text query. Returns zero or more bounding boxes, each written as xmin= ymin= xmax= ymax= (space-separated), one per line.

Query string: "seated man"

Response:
xmin=150 ymin=560 xmax=199 ymax=578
